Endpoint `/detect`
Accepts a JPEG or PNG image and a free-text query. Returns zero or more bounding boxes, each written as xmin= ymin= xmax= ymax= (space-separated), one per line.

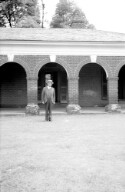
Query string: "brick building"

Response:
xmin=0 ymin=28 xmax=125 ymax=111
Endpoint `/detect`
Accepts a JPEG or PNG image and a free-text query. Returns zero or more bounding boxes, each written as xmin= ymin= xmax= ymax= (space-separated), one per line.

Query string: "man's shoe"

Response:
xmin=49 ymin=117 xmax=52 ymax=121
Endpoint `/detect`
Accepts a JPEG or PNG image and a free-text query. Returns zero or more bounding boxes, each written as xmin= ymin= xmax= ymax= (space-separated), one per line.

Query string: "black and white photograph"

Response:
xmin=0 ymin=0 xmax=125 ymax=191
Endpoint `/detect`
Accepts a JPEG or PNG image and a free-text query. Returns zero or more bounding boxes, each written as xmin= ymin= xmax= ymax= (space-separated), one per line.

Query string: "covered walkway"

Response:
xmin=1 ymin=107 xmax=125 ymax=116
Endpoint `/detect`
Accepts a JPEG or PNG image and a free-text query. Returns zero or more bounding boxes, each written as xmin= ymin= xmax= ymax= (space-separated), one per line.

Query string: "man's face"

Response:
xmin=48 ymin=82 xmax=52 ymax=87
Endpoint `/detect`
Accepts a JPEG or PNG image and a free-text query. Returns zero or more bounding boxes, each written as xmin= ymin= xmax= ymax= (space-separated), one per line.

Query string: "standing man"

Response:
xmin=41 ymin=79 xmax=55 ymax=121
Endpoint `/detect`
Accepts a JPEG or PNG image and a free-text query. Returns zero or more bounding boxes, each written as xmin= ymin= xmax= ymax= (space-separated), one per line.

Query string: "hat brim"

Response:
xmin=47 ymin=80 xmax=53 ymax=84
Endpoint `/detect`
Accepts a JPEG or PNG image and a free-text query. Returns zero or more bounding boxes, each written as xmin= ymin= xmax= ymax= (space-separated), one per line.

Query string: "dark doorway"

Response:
xmin=0 ymin=62 xmax=27 ymax=108
xmin=118 ymin=65 xmax=125 ymax=100
xmin=38 ymin=63 xmax=68 ymax=104
xmin=79 ymin=63 xmax=108 ymax=107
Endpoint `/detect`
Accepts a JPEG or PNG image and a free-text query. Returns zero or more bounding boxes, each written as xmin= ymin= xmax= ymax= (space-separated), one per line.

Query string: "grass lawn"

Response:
xmin=0 ymin=114 xmax=125 ymax=192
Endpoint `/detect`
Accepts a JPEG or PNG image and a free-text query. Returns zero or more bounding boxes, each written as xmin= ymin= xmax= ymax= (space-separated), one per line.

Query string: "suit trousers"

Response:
xmin=45 ymin=98 xmax=53 ymax=120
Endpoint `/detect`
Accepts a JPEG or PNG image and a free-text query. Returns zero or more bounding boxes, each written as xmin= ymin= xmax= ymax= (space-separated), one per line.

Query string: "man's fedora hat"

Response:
xmin=47 ymin=79 xmax=53 ymax=84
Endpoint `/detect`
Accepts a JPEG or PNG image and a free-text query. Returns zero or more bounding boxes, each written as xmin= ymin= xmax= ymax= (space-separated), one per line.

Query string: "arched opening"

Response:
xmin=0 ymin=62 xmax=27 ymax=108
xmin=38 ymin=62 xmax=68 ymax=105
xmin=118 ymin=65 xmax=125 ymax=101
xmin=79 ymin=63 xmax=108 ymax=107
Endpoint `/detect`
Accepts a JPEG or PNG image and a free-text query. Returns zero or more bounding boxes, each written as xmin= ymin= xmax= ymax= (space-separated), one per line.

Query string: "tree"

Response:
xmin=16 ymin=0 xmax=41 ymax=28
xmin=0 ymin=0 xmax=40 ymax=28
xmin=50 ymin=0 xmax=95 ymax=29
xmin=0 ymin=0 xmax=24 ymax=27
xmin=41 ymin=0 xmax=45 ymax=28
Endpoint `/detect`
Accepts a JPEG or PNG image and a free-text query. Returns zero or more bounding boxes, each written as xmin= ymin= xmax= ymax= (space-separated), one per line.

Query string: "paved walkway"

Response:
xmin=0 ymin=107 xmax=125 ymax=116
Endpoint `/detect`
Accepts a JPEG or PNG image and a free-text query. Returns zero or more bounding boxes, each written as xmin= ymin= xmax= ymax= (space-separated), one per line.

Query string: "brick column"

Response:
xmin=27 ymin=78 xmax=38 ymax=104
xmin=26 ymin=77 xmax=40 ymax=115
xmin=66 ymin=77 xmax=81 ymax=113
xmin=105 ymin=77 xmax=121 ymax=112
xmin=108 ymin=77 xmax=118 ymax=104
xmin=68 ymin=77 xmax=79 ymax=104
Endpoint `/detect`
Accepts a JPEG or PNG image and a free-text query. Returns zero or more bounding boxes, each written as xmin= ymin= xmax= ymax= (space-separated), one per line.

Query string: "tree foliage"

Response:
xmin=50 ymin=0 xmax=95 ymax=29
xmin=0 ymin=0 xmax=40 ymax=27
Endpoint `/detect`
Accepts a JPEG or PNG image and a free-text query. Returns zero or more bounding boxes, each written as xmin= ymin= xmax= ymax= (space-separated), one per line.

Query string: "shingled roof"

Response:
xmin=0 ymin=28 xmax=125 ymax=42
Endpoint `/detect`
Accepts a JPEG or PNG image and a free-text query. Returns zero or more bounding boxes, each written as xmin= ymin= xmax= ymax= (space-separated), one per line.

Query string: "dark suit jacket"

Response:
xmin=41 ymin=86 xmax=55 ymax=104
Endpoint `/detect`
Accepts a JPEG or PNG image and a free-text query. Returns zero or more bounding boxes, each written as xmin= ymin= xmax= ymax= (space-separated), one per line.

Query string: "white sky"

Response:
xmin=39 ymin=0 xmax=125 ymax=33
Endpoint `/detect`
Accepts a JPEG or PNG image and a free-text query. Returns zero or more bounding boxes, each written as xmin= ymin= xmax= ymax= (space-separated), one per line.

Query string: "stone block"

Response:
xmin=66 ymin=104 xmax=81 ymax=114
xmin=25 ymin=103 xmax=40 ymax=115
xmin=105 ymin=104 xmax=121 ymax=113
